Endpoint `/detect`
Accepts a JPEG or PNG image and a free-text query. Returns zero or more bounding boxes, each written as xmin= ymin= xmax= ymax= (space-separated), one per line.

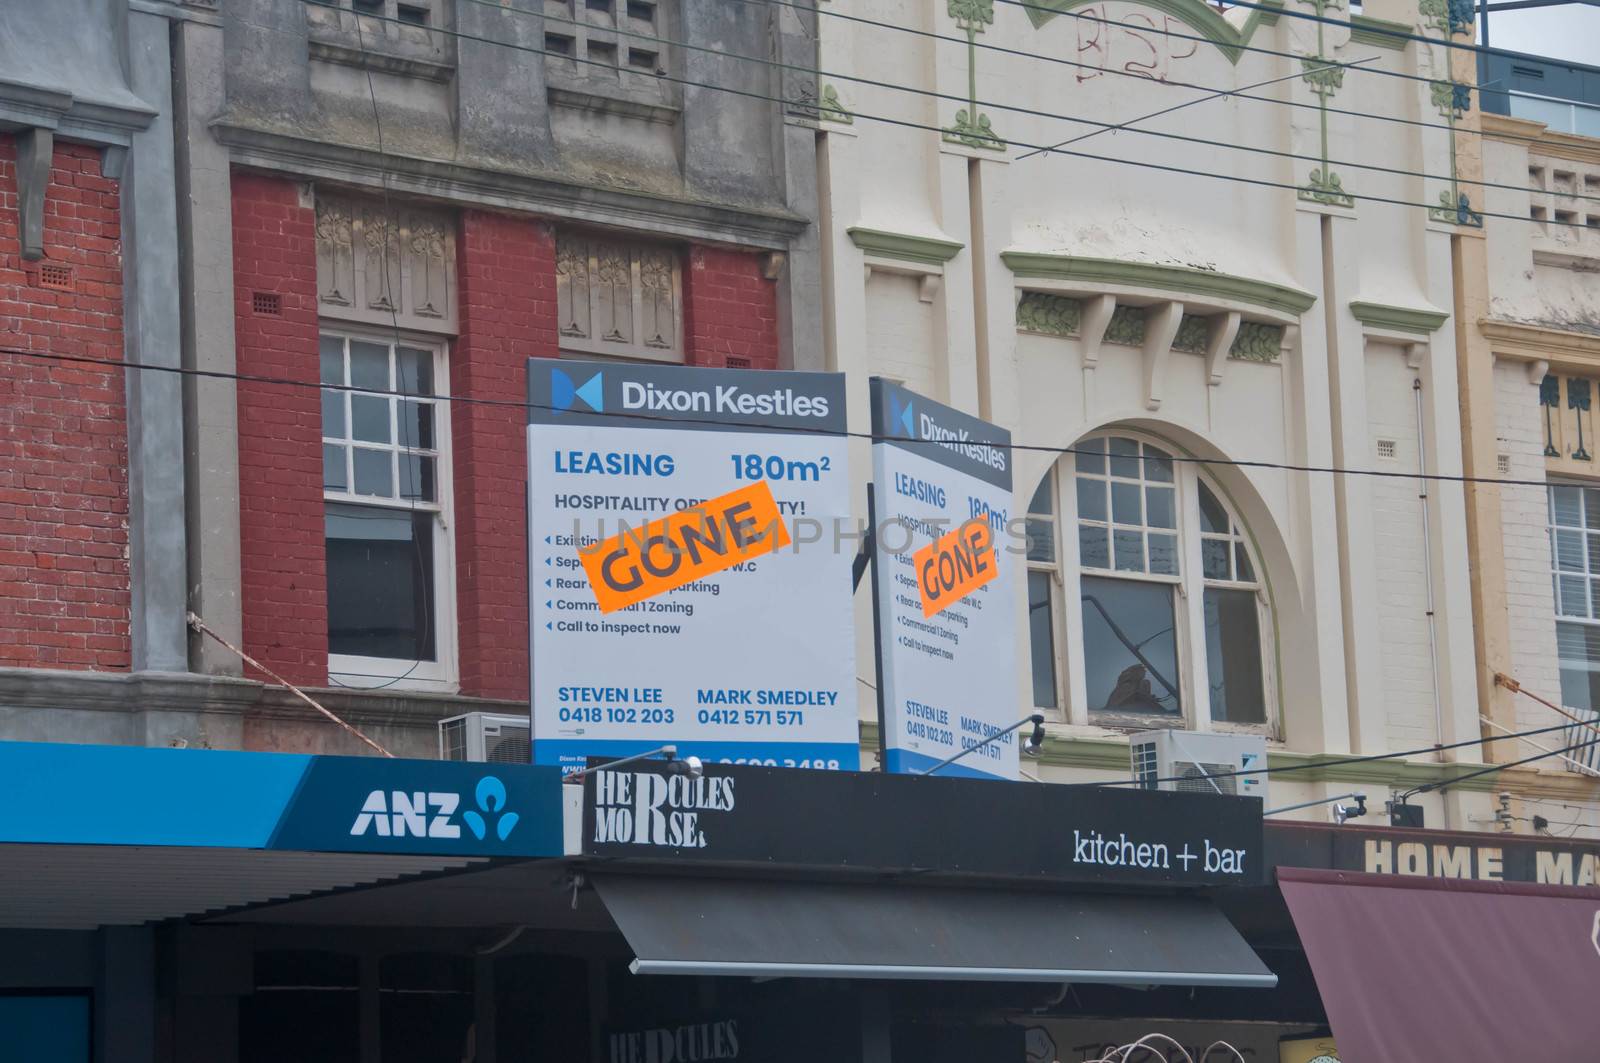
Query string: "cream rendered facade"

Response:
xmin=1457 ymin=79 xmax=1600 ymax=840
xmin=815 ymin=0 xmax=1525 ymax=826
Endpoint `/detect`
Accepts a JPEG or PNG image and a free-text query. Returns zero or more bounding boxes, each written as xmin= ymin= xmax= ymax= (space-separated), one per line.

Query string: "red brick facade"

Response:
xmin=231 ymin=172 xmax=326 ymax=687
xmin=682 ymin=246 xmax=781 ymax=370
xmin=222 ymin=180 xmax=782 ymax=697
xmin=453 ymin=211 xmax=558 ymax=700
xmin=0 ymin=137 xmax=130 ymax=671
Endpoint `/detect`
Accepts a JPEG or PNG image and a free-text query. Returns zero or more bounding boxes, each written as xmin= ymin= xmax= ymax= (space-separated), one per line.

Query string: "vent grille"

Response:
xmin=1498 ymin=454 xmax=1512 ymax=476
xmin=251 ymin=291 xmax=282 ymax=316
xmin=1173 ymin=760 xmax=1237 ymax=796
xmin=38 ymin=264 xmax=73 ymax=291
xmin=439 ymin=718 xmax=467 ymax=761
xmin=484 ymin=723 xmax=531 ymax=764
xmin=1376 ymin=438 xmax=1397 ymax=460
xmin=725 ymin=356 xmax=752 ymax=369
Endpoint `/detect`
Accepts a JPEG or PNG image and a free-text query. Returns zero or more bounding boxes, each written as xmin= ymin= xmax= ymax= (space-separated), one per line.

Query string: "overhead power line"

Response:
xmin=707 ymin=0 xmax=1573 ymax=150
xmin=271 ymin=4 xmax=1592 ymax=228
xmin=0 ymin=344 xmax=1574 ymax=491
xmin=446 ymin=0 xmax=1595 ymax=203
xmin=1075 ymin=716 xmax=1596 ymax=791
xmin=1400 ymin=731 xmax=1600 ymax=801
xmin=480 ymin=0 xmax=1593 ymax=203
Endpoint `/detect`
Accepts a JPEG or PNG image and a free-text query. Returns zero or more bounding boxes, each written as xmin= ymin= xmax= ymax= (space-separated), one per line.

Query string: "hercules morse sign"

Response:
xmin=582 ymin=762 xmax=1265 ymax=887
xmin=528 ymin=361 xmax=858 ymax=773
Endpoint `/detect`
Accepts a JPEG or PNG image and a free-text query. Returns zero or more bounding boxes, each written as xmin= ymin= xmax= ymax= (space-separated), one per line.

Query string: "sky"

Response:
xmin=1476 ymin=6 xmax=1600 ymax=67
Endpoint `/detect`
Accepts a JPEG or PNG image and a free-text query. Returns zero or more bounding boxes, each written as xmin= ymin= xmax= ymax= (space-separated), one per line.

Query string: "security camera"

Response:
xmin=1023 ymin=714 xmax=1046 ymax=757
xmin=1332 ymin=794 xmax=1368 ymax=825
xmin=669 ymin=754 xmax=705 ymax=779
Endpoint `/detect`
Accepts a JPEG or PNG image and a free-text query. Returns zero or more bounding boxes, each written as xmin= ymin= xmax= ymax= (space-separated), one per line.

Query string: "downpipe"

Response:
xmin=1414 ymin=377 xmax=1446 ymax=761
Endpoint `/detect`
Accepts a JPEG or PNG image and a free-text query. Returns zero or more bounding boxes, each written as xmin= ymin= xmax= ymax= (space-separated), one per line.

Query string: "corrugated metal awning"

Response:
xmin=0 ymin=843 xmax=482 ymax=929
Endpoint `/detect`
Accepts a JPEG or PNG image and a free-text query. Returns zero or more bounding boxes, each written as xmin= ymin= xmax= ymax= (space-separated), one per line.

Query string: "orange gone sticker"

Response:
xmin=913 ymin=520 xmax=997 ymax=618
xmin=580 ymin=480 xmax=791 ymax=614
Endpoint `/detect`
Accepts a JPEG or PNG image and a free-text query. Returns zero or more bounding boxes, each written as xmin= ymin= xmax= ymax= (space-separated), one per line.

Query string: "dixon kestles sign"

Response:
xmin=528 ymin=361 xmax=858 ymax=773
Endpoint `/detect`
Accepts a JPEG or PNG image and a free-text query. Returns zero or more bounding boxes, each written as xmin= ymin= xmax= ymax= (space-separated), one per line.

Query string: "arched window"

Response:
xmin=1025 ymin=433 xmax=1274 ymax=731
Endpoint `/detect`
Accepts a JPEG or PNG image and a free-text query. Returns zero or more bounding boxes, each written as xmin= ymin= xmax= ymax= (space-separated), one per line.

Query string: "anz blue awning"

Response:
xmin=0 ymin=740 xmax=562 ymax=929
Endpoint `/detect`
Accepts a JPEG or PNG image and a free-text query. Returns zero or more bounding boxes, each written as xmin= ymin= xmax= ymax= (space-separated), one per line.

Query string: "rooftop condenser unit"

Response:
xmin=438 ymin=712 xmax=532 ymax=764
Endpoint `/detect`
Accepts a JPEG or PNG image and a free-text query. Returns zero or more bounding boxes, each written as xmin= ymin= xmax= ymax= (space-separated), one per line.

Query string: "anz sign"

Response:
xmin=267 ymin=758 xmax=559 ymax=857
xmin=350 ymin=776 xmax=521 ymax=843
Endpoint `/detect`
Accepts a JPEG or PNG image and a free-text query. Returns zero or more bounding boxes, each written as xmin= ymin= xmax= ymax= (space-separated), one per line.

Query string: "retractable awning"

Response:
xmin=1280 ymin=868 xmax=1600 ymax=1062
xmin=592 ymin=874 xmax=1277 ymax=987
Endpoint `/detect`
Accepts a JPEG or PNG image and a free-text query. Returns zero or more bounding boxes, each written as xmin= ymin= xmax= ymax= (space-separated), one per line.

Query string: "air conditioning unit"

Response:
xmin=438 ymin=712 xmax=531 ymax=764
xmin=1128 ymin=729 xmax=1267 ymax=803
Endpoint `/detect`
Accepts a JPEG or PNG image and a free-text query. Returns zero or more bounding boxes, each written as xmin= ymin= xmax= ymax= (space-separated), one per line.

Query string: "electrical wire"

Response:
xmin=452 ymin=0 xmax=1598 ymax=203
xmin=277 ymin=3 xmax=1592 ymax=228
xmin=1399 ymin=729 xmax=1600 ymax=801
xmin=728 ymin=0 xmax=1582 ymax=151
xmin=1081 ymin=716 xmax=1598 ymax=791
xmin=1 ymin=343 xmax=1575 ymax=491
xmin=1161 ymin=0 xmax=1536 ymax=59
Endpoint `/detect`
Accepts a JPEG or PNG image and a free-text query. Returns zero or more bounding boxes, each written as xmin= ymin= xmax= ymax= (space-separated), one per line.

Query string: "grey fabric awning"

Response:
xmin=592 ymin=875 xmax=1277 ymax=988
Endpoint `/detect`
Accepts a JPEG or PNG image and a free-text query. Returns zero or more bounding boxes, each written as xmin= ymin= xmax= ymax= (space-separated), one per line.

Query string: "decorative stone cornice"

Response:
xmin=0 ymin=666 xmax=522 ymax=755
xmin=212 ymin=121 xmax=808 ymax=251
xmin=1348 ymin=14 xmax=1412 ymax=49
xmin=847 ymin=227 xmax=964 ymax=267
xmin=1480 ymin=318 xmax=1600 ymax=374
xmin=1480 ymin=112 xmax=1600 ymax=164
xmin=1000 ymin=252 xmax=1317 ymax=318
xmin=1350 ymin=300 xmax=1450 ymax=335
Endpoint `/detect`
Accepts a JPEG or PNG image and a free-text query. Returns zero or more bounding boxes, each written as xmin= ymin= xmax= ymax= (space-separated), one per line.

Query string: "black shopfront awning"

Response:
xmin=593 ymin=874 xmax=1277 ymax=988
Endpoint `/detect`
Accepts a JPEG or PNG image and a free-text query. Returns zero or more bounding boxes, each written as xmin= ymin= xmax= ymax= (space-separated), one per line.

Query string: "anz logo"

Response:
xmin=350 ymin=776 xmax=520 ymax=843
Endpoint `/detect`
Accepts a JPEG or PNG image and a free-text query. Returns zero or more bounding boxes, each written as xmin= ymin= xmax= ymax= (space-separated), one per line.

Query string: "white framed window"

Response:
xmin=1198 ymin=481 xmax=1269 ymax=727
xmin=1025 ymin=472 xmax=1061 ymax=712
xmin=1024 ymin=432 xmax=1275 ymax=732
xmin=320 ymin=331 xmax=457 ymax=690
xmin=1073 ymin=437 xmax=1184 ymax=721
xmin=1550 ymin=482 xmax=1600 ymax=708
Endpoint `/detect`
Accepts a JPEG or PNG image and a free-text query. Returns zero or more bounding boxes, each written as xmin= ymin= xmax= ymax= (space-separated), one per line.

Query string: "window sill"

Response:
xmin=308 ymin=38 xmax=455 ymax=83
xmin=329 ymin=656 xmax=459 ymax=695
xmin=548 ymin=85 xmax=680 ymax=126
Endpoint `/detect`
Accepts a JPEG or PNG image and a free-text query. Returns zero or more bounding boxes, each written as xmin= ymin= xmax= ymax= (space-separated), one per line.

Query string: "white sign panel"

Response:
xmin=870 ymin=379 xmax=1018 ymax=779
xmin=527 ymin=360 xmax=858 ymax=773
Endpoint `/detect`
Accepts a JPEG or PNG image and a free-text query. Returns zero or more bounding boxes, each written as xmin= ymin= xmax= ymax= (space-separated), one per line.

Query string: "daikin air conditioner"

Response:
xmin=438 ymin=712 xmax=532 ymax=764
xmin=1128 ymin=729 xmax=1267 ymax=804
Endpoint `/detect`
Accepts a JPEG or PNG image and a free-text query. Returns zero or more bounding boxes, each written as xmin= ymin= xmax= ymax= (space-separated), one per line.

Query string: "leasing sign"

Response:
xmin=527 ymin=360 xmax=858 ymax=773
xmin=869 ymin=380 xmax=1019 ymax=779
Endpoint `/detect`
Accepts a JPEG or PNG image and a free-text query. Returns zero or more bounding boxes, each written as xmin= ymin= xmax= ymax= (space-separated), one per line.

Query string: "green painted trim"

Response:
xmin=1000 ymin=252 xmax=1317 ymax=318
xmin=1349 ymin=300 xmax=1450 ymax=334
xmin=848 ymin=227 xmax=965 ymax=266
xmin=1020 ymin=0 xmax=1284 ymax=65
xmin=1348 ymin=14 xmax=1412 ymax=50
xmin=852 ymin=724 xmax=1512 ymax=791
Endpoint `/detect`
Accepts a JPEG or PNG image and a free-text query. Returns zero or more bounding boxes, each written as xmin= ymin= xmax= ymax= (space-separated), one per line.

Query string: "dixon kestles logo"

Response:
xmin=552 ymin=368 xmax=604 ymax=413
xmin=350 ymin=775 xmax=519 ymax=842
xmin=889 ymin=393 xmax=915 ymax=437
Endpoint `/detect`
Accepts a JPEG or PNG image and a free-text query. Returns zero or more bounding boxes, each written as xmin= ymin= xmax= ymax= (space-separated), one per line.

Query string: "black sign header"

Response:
xmin=582 ymin=763 xmax=1264 ymax=888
